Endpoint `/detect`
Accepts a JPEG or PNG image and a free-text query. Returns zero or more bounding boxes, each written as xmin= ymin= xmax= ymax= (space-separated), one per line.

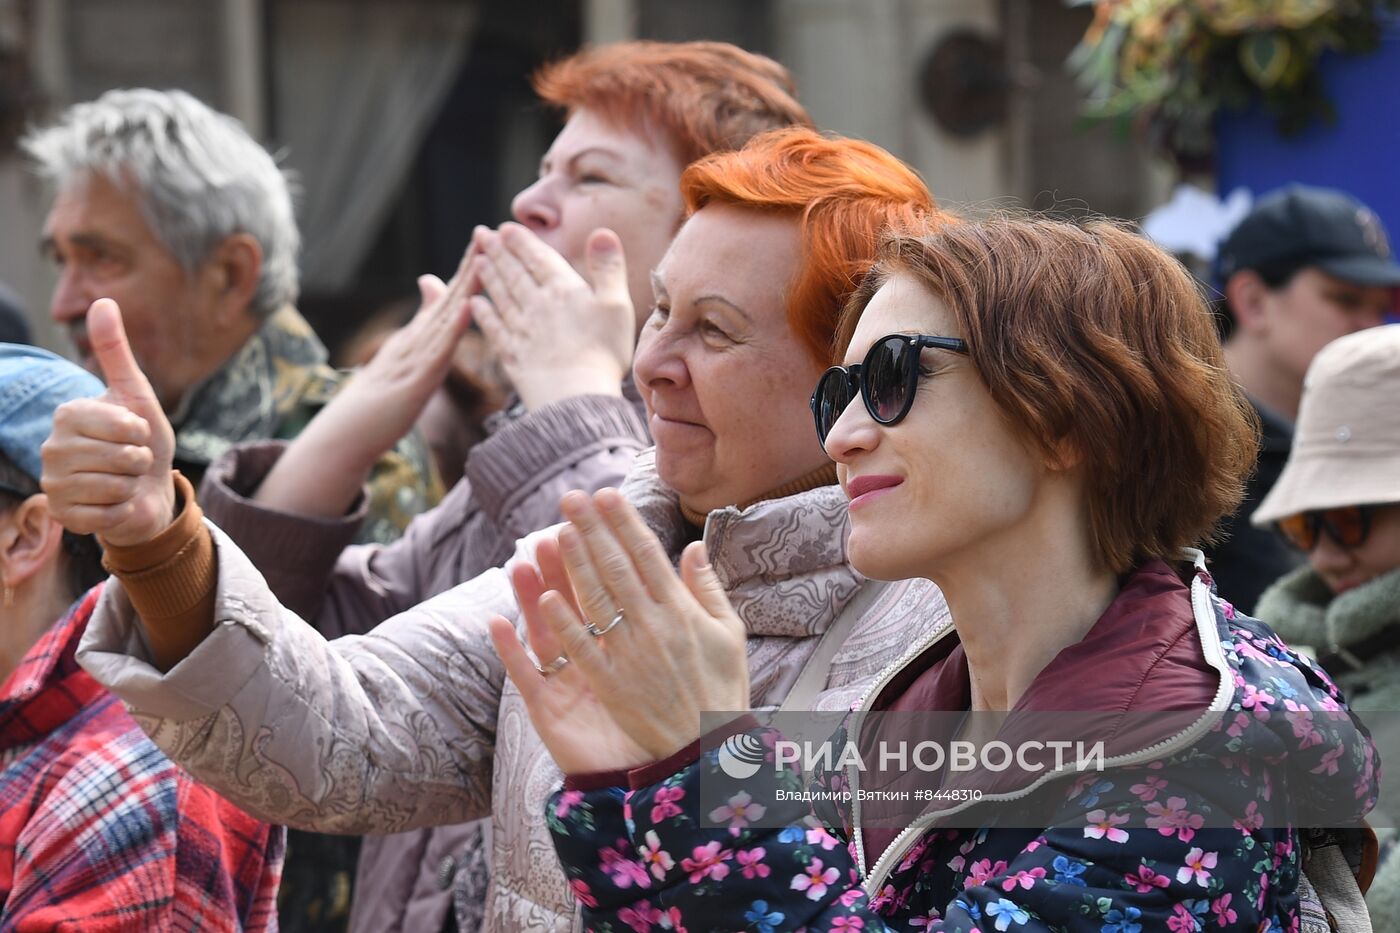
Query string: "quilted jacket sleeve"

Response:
xmin=77 ymin=522 xmax=519 ymax=836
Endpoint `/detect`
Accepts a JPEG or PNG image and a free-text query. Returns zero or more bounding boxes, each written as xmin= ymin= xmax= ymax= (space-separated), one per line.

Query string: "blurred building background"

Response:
xmin=0 ymin=0 xmax=1167 ymax=361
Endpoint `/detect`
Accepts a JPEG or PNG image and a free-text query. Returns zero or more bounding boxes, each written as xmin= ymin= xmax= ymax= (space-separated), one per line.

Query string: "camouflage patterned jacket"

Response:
xmin=168 ymin=305 xmax=440 ymax=544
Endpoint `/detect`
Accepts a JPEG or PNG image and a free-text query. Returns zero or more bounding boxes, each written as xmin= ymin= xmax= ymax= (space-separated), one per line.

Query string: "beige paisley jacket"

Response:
xmin=77 ymin=449 xmax=950 ymax=932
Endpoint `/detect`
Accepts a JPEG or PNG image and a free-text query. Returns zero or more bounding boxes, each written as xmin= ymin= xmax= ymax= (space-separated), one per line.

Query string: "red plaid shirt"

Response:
xmin=0 ymin=585 xmax=284 ymax=930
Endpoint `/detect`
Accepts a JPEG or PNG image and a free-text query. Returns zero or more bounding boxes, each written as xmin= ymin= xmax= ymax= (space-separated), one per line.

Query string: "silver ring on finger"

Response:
xmin=535 ymin=655 xmax=569 ymax=678
xmin=585 ymin=608 xmax=625 ymax=638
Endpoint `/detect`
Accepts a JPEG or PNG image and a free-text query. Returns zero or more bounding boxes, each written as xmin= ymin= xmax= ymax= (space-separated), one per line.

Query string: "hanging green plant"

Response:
xmin=1069 ymin=0 xmax=1400 ymax=165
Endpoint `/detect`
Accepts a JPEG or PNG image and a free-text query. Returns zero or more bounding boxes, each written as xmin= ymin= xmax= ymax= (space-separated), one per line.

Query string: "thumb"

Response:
xmin=417 ymin=274 xmax=448 ymax=306
xmin=584 ymin=229 xmax=630 ymax=306
xmin=87 ymin=298 xmax=159 ymax=414
xmin=679 ymin=541 xmax=734 ymax=622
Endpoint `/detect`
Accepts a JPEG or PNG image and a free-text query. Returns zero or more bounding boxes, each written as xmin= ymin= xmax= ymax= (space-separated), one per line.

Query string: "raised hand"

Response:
xmin=488 ymin=535 xmax=653 ymax=775
xmin=41 ymin=298 xmax=177 ymax=548
xmin=470 ymin=223 xmax=634 ymax=412
xmin=252 ymin=250 xmax=476 ymax=518
xmin=512 ymin=488 xmax=749 ymax=762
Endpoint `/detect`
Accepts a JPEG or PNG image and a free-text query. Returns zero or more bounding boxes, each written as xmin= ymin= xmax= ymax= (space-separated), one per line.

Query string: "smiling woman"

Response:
xmin=63 ymin=127 xmax=953 ymax=933
xmin=507 ymin=216 xmax=1379 ymax=932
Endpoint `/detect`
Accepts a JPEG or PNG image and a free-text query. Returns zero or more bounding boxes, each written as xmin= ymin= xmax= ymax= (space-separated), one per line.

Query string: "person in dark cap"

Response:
xmin=0 ymin=282 xmax=32 ymax=346
xmin=1212 ymin=183 xmax=1400 ymax=612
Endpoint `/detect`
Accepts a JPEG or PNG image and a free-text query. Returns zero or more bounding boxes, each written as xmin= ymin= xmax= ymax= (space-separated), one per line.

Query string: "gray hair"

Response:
xmin=22 ymin=88 xmax=299 ymax=318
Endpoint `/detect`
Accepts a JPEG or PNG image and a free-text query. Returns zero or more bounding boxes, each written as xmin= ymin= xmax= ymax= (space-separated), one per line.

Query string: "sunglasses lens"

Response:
xmin=867 ymin=337 xmax=914 ymax=423
xmin=1277 ymin=513 xmax=1317 ymax=552
xmin=1323 ymin=506 xmax=1368 ymax=548
xmin=813 ymin=368 xmax=853 ymax=443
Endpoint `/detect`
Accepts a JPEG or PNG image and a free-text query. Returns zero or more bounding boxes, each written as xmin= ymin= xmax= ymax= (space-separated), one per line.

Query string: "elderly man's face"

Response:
xmin=42 ymin=171 xmax=231 ymax=411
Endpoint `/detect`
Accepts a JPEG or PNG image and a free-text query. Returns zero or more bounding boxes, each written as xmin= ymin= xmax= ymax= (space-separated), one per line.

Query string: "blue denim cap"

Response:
xmin=0 ymin=343 xmax=105 ymax=483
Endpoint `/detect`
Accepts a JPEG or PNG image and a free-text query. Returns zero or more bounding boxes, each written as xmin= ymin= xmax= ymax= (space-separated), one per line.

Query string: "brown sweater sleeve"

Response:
xmin=101 ymin=471 xmax=218 ymax=673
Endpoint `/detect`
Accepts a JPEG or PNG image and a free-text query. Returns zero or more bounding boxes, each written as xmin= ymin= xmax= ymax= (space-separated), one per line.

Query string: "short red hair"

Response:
xmin=681 ymin=127 xmax=942 ymax=364
xmin=532 ymin=41 xmax=812 ymax=165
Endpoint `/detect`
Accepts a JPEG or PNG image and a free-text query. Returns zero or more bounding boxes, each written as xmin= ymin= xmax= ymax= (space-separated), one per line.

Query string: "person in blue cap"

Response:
xmin=1211 ymin=184 xmax=1400 ymax=613
xmin=0 ymin=343 xmax=285 ymax=929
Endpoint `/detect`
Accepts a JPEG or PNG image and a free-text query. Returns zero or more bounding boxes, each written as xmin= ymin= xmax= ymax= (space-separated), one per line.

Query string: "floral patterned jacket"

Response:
xmin=547 ymin=555 xmax=1380 ymax=932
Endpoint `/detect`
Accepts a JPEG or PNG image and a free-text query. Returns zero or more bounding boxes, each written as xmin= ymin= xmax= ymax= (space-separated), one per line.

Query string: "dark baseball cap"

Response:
xmin=1218 ymin=184 xmax=1400 ymax=287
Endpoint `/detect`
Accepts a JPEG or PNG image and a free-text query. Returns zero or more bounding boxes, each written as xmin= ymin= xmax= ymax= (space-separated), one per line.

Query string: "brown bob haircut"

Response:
xmin=532 ymin=41 xmax=813 ymax=165
xmin=683 ymin=127 xmax=940 ymax=365
xmin=840 ymin=216 xmax=1260 ymax=573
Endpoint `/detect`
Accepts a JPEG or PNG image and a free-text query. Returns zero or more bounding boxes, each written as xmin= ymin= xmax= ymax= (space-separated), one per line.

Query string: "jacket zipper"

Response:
xmin=855 ymin=567 xmax=1235 ymax=893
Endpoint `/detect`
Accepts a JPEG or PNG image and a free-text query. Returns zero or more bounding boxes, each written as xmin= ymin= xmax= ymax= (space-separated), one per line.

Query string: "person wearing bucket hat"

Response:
xmin=1208 ymin=184 xmax=1400 ymax=613
xmin=0 ymin=343 xmax=285 ymax=928
xmin=1250 ymin=324 xmax=1400 ymax=925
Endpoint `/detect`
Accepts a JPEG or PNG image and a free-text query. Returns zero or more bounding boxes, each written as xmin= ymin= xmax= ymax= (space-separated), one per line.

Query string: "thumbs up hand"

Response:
xmin=42 ymin=298 xmax=177 ymax=548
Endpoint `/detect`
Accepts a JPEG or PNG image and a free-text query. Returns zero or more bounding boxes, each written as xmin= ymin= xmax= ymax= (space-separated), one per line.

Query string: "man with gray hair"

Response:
xmin=23 ymin=88 xmax=439 ymax=544
xmin=23 ymin=88 xmax=441 ymax=933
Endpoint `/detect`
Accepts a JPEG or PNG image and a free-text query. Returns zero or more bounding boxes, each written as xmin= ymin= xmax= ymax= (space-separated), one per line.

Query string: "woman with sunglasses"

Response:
xmin=53 ymin=129 xmax=955 ymax=932
xmin=493 ymin=216 xmax=1379 ymax=932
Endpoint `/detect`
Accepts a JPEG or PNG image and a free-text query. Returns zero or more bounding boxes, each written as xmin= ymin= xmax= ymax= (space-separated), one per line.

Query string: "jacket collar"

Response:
xmin=172 ymin=305 xmax=331 ymax=467
xmin=619 ymin=448 xmax=864 ymax=639
xmin=1256 ymin=564 xmax=1400 ymax=667
xmin=0 ymin=586 xmax=105 ymax=750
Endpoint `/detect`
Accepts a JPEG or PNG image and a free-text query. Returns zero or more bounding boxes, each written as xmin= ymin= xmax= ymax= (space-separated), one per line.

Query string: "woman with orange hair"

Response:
xmin=51 ymin=127 xmax=952 ymax=933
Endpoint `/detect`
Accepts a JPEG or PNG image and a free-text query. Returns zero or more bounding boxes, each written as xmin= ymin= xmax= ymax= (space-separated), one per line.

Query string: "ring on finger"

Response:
xmin=535 ymin=655 xmax=570 ymax=678
xmin=584 ymin=609 xmax=625 ymax=638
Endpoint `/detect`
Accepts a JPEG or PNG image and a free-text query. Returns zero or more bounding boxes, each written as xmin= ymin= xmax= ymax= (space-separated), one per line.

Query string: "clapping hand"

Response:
xmin=469 ymin=224 xmax=634 ymax=412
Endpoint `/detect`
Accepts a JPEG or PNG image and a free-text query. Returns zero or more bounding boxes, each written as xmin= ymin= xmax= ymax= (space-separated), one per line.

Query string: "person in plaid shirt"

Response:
xmin=0 ymin=344 xmax=284 ymax=930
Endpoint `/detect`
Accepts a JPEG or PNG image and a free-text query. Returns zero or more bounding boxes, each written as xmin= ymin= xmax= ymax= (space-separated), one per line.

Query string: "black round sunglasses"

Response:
xmin=809 ymin=333 xmax=969 ymax=445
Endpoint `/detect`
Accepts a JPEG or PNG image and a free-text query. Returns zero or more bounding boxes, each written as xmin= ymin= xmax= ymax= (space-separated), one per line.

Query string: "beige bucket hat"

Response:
xmin=1253 ymin=324 xmax=1400 ymax=526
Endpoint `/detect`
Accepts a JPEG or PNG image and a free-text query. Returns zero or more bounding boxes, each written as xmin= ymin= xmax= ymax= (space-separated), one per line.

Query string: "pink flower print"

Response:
xmin=898 ymin=837 xmax=930 ymax=872
xmin=1130 ymin=775 xmax=1168 ymax=801
xmin=1145 ymin=796 xmax=1204 ymax=842
xmin=947 ymin=854 xmax=967 ymax=873
xmin=1256 ymin=867 xmax=1271 ymax=911
xmin=619 ymin=901 xmax=663 ymax=933
xmin=1211 ymin=893 xmax=1237 ymax=925
xmin=1083 ymin=809 xmax=1130 ymax=843
xmin=640 ymin=831 xmax=675 ymax=881
xmin=1176 ymin=847 xmax=1217 ymax=887
xmin=659 ymin=906 xmax=687 ymax=933
xmin=709 ymin=791 xmax=766 ymax=835
xmin=807 ymin=827 xmax=841 ymax=851
xmin=1123 ymin=864 xmax=1171 ymax=893
xmin=1275 ymin=836 xmax=1296 ymax=860
xmin=1232 ymin=800 xmax=1264 ymax=834
xmin=838 ymin=888 xmax=864 ymax=908
xmin=1221 ymin=600 xmax=1236 ymax=620
xmin=1313 ymin=746 xmax=1344 ymax=777
xmin=791 ymin=858 xmax=841 ymax=901
xmin=1226 ymin=711 xmax=1252 ymax=739
xmin=1166 ymin=903 xmax=1196 ymax=933
xmin=650 ymin=786 xmax=685 ymax=823
xmin=1240 ymin=683 xmax=1277 ymax=719
xmin=964 ymin=858 xmax=1009 ymax=888
xmin=831 ymin=919 xmax=864 ymax=930
xmin=569 ymin=878 xmax=598 ymax=908
xmin=555 ymin=790 xmax=584 ymax=819
xmin=680 ymin=841 xmax=731 ymax=884
xmin=909 ymin=907 xmax=943 ymax=929
xmin=1001 ymin=867 xmax=1046 ymax=891
xmin=600 ymin=843 xmax=652 ymax=889
xmin=736 ymin=847 xmax=771 ymax=880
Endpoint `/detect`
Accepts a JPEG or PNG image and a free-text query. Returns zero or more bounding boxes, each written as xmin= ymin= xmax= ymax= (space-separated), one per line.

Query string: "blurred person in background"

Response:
xmin=1251 ymin=324 xmax=1400 ymax=926
xmin=184 ymin=40 xmax=812 ymax=933
xmin=1209 ymin=184 xmax=1399 ymax=613
xmin=50 ymin=128 xmax=948 ymax=933
xmin=22 ymin=86 xmax=440 ymax=933
xmin=0 ymin=282 xmax=31 ymax=345
xmin=0 ymin=344 xmax=282 ymax=929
